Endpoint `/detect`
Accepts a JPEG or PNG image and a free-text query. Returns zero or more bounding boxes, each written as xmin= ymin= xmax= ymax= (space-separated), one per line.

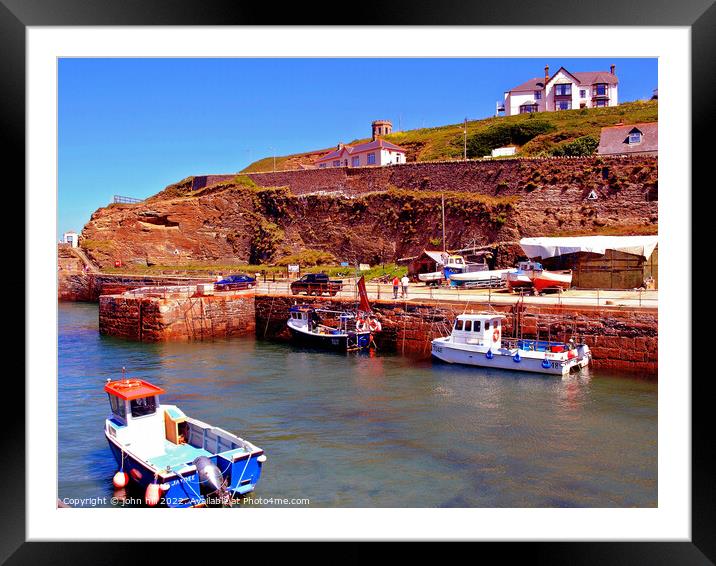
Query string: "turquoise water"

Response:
xmin=58 ymin=302 xmax=657 ymax=507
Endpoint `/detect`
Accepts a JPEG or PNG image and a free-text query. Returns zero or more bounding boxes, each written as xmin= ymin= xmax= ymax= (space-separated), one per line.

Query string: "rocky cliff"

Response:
xmin=80 ymin=156 xmax=657 ymax=270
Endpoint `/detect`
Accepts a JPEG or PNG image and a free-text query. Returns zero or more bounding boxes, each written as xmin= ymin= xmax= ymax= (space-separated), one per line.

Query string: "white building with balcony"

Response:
xmin=498 ymin=65 xmax=619 ymax=116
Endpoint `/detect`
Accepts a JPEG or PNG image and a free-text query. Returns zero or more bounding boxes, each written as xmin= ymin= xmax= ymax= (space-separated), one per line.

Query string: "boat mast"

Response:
xmin=441 ymin=192 xmax=446 ymax=253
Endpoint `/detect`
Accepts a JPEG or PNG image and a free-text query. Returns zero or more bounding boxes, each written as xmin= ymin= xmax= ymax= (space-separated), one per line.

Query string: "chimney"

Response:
xmin=610 ymin=64 xmax=615 ymax=75
xmin=544 ymin=65 xmax=549 ymax=83
xmin=337 ymin=143 xmax=344 ymax=151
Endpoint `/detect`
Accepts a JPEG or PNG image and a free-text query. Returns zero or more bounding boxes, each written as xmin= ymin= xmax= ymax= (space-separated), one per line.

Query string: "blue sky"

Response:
xmin=58 ymin=57 xmax=657 ymax=237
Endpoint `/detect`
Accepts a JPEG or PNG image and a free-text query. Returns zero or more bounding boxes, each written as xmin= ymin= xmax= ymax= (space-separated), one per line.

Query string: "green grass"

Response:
xmin=241 ymin=100 xmax=658 ymax=171
xmin=102 ymin=261 xmax=407 ymax=280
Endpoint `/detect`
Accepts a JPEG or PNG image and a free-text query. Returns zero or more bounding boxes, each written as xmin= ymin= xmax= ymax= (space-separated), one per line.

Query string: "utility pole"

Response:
xmin=463 ymin=117 xmax=468 ymax=161
xmin=441 ymin=192 xmax=446 ymax=252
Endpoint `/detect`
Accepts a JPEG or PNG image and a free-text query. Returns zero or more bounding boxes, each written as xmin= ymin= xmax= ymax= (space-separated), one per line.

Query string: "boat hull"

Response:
xmin=431 ymin=339 xmax=590 ymax=376
xmin=106 ymin=433 xmax=264 ymax=507
xmin=288 ymin=324 xmax=371 ymax=352
xmin=533 ymin=271 xmax=572 ymax=293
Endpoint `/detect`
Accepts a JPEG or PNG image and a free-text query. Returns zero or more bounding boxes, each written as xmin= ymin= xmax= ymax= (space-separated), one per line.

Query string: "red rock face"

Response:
xmin=80 ymin=156 xmax=657 ymax=270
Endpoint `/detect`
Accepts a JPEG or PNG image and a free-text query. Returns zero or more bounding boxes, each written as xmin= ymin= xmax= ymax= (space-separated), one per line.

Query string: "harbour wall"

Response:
xmin=93 ymin=289 xmax=657 ymax=375
xmin=254 ymin=295 xmax=657 ymax=375
xmin=98 ymin=290 xmax=255 ymax=341
xmin=58 ymin=273 xmax=215 ymax=302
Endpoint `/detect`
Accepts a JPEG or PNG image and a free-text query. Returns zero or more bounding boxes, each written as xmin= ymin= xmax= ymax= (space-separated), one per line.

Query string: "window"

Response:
xmin=454 ymin=319 xmax=464 ymax=331
xmin=595 ymin=99 xmax=608 ymax=107
xmin=555 ymin=83 xmax=571 ymax=96
xmin=351 ymin=156 xmax=360 ymax=167
xmin=519 ymin=104 xmax=538 ymax=114
xmin=367 ymin=153 xmax=376 ymax=165
xmin=629 ymin=131 xmax=642 ymax=144
xmin=319 ymin=163 xmax=326 ymax=168
xmin=534 ymin=90 xmax=542 ymax=100
xmin=474 ymin=321 xmax=481 ymax=332
xmin=108 ymin=394 xmax=126 ymax=420
xmin=595 ymin=83 xmax=608 ymax=96
xmin=130 ymin=395 xmax=157 ymax=418
xmin=464 ymin=320 xmax=472 ymax=332
xmin=333 ymin=160 xmax=340 ymax=167
xmin=579 ymin=89 xmax=586 ymax=98
xmin=557 ymin=100 xmax=572 ymax=111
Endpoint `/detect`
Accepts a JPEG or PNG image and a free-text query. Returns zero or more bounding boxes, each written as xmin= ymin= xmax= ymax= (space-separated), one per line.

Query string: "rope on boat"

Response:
xmin=229 ymin=453 xmax=254 ymax=501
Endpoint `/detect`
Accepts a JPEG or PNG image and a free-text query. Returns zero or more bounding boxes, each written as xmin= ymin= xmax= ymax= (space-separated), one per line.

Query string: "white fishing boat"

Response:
xmin=506 ymin=260 xmax=542 ymax=292
xmin=431 ymin=313 xmax=591 ymax=376
xmin=449 ymin=269 xmax=512 ymax=287
xmin=418 ymin=271 xmax=444 ymax=283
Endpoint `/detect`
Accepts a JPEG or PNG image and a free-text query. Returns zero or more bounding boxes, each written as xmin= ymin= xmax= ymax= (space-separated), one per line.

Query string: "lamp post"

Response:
xmin=463 ymin=117 xmax=467 ymax=161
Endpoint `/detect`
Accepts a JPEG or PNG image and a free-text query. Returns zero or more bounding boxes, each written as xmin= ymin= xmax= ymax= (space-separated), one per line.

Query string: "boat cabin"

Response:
xmin=517 ymin=261 xmax=543 ymax=272
xmin=450 ymin=313 xmax=505 ymax=349
xmin=105 ymin=378 xmax=177 ymax=457
xmin=289 ymin=305 xmax=357 ymax=335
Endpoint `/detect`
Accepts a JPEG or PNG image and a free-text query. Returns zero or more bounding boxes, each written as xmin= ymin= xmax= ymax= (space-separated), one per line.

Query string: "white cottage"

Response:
xmin=315 ymin=120 xmax=407 ymax=168
xmin=498 ymin=65 xmax=619 ymax=116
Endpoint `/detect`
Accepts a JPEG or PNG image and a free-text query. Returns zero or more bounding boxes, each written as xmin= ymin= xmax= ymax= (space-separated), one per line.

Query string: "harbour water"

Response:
xmin=59 ymin=302 xmax=657 ymax=507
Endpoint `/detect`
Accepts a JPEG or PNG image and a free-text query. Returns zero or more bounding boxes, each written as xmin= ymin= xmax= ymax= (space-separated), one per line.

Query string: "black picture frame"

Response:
xmin=7 ymin=0 xmax=710 ymax=560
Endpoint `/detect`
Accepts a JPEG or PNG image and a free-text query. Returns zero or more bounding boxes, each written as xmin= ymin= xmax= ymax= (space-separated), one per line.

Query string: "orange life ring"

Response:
xmin=114 ymin=379 xmax=142 ymax=390
xmin=492 ymin=329 xmax=500 ymax=342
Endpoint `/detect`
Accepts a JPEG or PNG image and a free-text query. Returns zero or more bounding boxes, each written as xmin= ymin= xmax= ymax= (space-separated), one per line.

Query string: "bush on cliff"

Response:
xmin=466 ymin=120 xmax=556 ymax=158
xmin=549 ymin=135 xmax=599 ymax=157
xmin=273 ymin=249 xmax=337 ymax=267
xmin=249 ymin=220 xmax=285 ymax=264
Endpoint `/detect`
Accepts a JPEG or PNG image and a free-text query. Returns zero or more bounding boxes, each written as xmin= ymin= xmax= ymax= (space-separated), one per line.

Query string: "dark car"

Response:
xmin=289 ymin=273 xmax=343 ymax=296
xmin=214 ymin=274 xmax=256 ymax=291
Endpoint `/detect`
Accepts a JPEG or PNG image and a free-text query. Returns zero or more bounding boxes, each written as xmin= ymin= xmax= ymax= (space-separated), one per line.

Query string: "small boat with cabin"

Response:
xmin=287 ymin=305 xmax=381 ymax=352
xmin=431 ymin=313 xmax=591 ymax=376
xmin=104 ymin=373 xmax=266 ymax=507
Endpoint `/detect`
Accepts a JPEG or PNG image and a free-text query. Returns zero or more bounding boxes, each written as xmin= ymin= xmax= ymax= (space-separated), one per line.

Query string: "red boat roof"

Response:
xmin=104 ymin=379 xmax=166 ymax=401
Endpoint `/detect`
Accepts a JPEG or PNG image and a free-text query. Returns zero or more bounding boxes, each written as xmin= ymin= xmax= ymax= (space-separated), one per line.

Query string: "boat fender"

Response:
xmin=492 ymin=329 xmax=500 ymax=342
xmin=368 ymin=319 xmax=382 ymax=332
xmin=193 ymin=456 xmax=224 ymax=494
xmin=541 ymin=359 xmax=551 ymax=369
xmin=145 ymin=483 xmax=161 ymax=507
xmin=113 ymin=471 xmax=129 ymax=489
xmin=485 ymin=349 xmax=493 ymax=360
xmin=513 ymin=352 xmax=521 ymax=363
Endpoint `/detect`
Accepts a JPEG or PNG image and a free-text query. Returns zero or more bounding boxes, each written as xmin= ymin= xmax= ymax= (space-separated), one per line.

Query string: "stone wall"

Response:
xmin=58 ymin=273 xmax=214 ymax=302
xmin=246 ymin=155 xmax=657 ymax=198
xmin=99 ymin=291 xmax=255 ymax=341
xmin=254 ymin=294 xmax=657 ymax=376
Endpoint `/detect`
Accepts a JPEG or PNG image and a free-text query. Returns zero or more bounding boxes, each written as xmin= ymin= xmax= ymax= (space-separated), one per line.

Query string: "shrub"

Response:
xmin=466 ymin=121 xmax=556 ymax=158
xmin=550 ymin=135 xmax=599 ymax=157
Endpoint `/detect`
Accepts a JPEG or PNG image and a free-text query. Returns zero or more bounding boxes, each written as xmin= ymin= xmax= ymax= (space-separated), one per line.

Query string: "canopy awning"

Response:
xmin=519 ymin=235 xmax=658 ymax=260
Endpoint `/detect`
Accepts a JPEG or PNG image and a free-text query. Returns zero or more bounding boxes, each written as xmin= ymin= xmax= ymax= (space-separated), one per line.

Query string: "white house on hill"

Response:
xmin=498 ymin=65 xmax=619 ymax=116
xmin=315 ymin=120 xmax=407 ymax=168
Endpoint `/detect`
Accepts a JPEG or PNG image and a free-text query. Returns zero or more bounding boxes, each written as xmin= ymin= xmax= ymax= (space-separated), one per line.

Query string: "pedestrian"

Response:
xmin=392 ymin=275 xmax=400 ymax=299
xmin=401 ymin=274 xmax=409 ymax=298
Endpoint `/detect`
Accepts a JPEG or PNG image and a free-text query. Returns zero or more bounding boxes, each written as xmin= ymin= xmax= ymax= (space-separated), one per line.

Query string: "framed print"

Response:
xmin=6 ymin=0 xmax=713 ymax=559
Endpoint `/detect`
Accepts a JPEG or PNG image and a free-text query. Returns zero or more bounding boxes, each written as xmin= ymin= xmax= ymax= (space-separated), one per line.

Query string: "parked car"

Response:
xmin=290 ymin=273 xmax=343 ymax=296
xmin=214 ymin=274 xmax=256 ymax=290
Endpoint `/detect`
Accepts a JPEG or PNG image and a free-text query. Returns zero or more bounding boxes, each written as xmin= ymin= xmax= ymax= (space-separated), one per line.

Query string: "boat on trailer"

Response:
xmin=431 ymin=313 xmax=591 ymax=376
xmin=104 ymin=374 xmax=266 ymax=507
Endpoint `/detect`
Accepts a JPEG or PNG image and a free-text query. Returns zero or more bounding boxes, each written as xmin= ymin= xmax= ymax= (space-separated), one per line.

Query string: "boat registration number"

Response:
xmin=433 ymin=345 xmax=442 ymax=353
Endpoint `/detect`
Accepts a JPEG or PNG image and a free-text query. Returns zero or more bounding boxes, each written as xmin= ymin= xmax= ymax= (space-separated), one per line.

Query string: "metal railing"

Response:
xmin=113 ymin=195 xmax=144 ymax=204
xmin=254 ymin=280 xmax=658 ymax=309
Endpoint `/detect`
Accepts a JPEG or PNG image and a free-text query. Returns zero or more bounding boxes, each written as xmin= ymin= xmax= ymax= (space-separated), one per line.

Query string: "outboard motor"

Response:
xmin=193 ymin=456 xmax=229 ymax=506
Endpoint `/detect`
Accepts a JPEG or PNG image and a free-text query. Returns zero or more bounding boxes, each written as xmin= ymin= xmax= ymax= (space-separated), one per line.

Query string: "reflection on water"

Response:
xmin=58 ymin=303 xmax=657 ymax=507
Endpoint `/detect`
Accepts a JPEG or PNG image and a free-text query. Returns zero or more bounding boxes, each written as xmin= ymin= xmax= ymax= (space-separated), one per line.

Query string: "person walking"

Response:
xmin=392 ymin=275 xmax=400 ymax=299
xmin=401 ymin=274 xmax=409 ymax=298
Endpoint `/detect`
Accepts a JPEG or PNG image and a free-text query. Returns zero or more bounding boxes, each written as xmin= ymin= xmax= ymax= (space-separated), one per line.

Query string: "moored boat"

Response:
xmin=431 ymin=313 xmax=590 ymax=376
xmin=287 ymin=306 xmax=378 ymax=351
xmin=104 ymin=374 xmax=266 ymax=507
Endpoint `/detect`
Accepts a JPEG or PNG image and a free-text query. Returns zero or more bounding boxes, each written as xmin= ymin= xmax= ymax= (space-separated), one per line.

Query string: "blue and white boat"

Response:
xmin=287 ymin=305 xmax=379 ymax=352
xmin=104 ymin=375 xmax=266 ymax=507
xmin=431 ymin=313 xmax=591 ymax=376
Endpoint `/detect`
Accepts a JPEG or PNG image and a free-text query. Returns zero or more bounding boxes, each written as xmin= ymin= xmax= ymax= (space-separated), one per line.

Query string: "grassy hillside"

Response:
xmin=242 ymin=100 xmax=657 ymax=172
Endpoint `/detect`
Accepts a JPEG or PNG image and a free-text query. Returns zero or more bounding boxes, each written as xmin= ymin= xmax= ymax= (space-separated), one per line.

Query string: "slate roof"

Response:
xmin=597 ymin=122 xmax=658 ymax=155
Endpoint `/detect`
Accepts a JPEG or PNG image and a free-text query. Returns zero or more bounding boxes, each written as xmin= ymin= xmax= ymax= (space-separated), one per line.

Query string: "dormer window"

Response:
xmin=628 ymin=130 xmax=642 ymax=144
